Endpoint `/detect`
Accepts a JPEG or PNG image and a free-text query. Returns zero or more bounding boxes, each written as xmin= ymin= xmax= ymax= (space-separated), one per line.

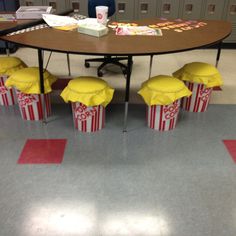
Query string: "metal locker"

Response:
xmin=66 ymin=0 xmax=88 ymax=15
xmin=19 ymin=0 xmax=44 ymax=6
xmin=224 ymin=0 xmax=236 ymax=21
xmin=135 ymin=0 xmax=157 ymax=19
xmin=223 ymin=22 xmax=236 ymax=42
xmin=158 ymin=0 xmax=181 ymax=19
xmin=43 ymin=0 xmax=67 ymax=14
xmin=114 ymin=0 xmax=135 ymax=21
xmin=223 ymin=0 xmax=236 ymax=42
xmin=202 ymin=0 xmax=225 ymax=20
xmin=180 ymin=0 xmax=203 ymax=20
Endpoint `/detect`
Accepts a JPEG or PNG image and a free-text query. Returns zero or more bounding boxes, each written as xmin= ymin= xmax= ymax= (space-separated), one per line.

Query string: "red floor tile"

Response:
xmin=223 ymin=140 xmax=236 ymax=163
xmin=18 ymin=139 xmax=67 ymax=164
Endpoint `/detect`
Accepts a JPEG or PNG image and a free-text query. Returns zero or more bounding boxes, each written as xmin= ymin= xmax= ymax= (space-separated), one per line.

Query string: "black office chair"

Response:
xmin=85 ymin=0 xmax=129 ymax=77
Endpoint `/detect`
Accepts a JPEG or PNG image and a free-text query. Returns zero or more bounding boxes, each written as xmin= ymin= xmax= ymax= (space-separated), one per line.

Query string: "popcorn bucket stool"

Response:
xmin=0 ymin=57 xmax=26 ymax=106
xmin=138 ymin=75 xmax=192 ymax=131
xmin=173 ymin=62 xmax=223 ymax=112
xmin=60 ymin=76 xmax=114 ymax=133
xmin=5 ymin=67 xmax=57 ymax=121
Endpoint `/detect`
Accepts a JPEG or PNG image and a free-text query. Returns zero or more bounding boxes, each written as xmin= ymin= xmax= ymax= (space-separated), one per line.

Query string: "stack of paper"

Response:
xmin=42 ymin=14 xmax=79 ymax=31
xmin=77 ymin=18 xmax=108 ymax=37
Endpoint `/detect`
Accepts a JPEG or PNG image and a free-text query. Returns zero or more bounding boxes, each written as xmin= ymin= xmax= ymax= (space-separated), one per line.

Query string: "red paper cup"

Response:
xmin=72 ymin=102 xmax=105 ymax=132
xmin=147 ymin=100 xmax=180 ymax=131
xmin=181 ymin=81 xmax=213 ymax=112
xmin=0 ymin=75 xmax=16 ymax=106
xmin=16 ymin=90 xmax=51 ymax=121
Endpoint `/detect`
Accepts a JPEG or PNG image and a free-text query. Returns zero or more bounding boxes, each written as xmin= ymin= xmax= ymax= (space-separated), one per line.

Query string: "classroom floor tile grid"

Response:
xmin=0 ymin=49 xmax=236 ymax=236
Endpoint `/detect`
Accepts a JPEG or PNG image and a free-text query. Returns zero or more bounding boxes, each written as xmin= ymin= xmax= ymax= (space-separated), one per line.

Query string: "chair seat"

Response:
xmin=5 ymin=67 xmax=57 ymax=94
xmin=138 ymin=75 xmax=192 ymax=106
xmin=60 ymin=76 xmax=114 ymax=107
xmin=0 ymin=57 xmax=26 ymax=76
xmin=173 ymin=62 xmax=222 ymax=88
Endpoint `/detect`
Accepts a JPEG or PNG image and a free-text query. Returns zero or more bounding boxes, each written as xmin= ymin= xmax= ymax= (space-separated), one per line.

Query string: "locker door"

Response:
xmin=223 ymin=22 xmax=236 ymax=42
xmin=223 ymin=0 xmax=236 ymax=42
xmin=181 ymin=0 xmax=203 ymax=20
xmin=135 ymin=0 xmax=157 ymax=19
xmin=115 ymin=0 xmax=135 ymax=21
xmin=19 ymin=0 xmax=44 ymax=6
xmin=225 ymin=0 xmax=236 ymax=21
xmin=43 ymin=0 xmax=67 ymax=14
xmin=158 ymin=0 xmax=181 ymax=19
xmin=67 ymin=0 xmax=88 ymax=15
xmin=202 ymin=0 xmax=225 ymax=20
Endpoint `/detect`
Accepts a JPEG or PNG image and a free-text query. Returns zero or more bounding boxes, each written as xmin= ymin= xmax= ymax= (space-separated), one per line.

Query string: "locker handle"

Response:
xmin=185 ymin=4 xmax=193 ymax=14
xmin=208 ymin=4 xmax=216 ymax=14
xmin=26 ymin=1 xmax=33 ymax=6
xmin=140 ymin=3 xmax=148 ymax=14
xmin=118 ymin=3 xmax=126 ymax=13
xmin=163 ymin=3 xmax=171 ymax=14
xmin=230 ymin=5 xmax=236 ymax=15
xmin=49 ymin=2 xmax=57 ymax=10
xmin=72 ymin=2 xmax=80 ymax=12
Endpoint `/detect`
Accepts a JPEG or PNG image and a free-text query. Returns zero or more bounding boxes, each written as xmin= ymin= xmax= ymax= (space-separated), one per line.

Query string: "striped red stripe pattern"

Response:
xmin=147 ymin=100 xmax=180 ymax=131
xmin=72 ymin=102 xmax=105 ymax=133
xmin=0 ymin=75 xmax=16 ymax=106
xmin=16 ymin=91 xmax=51 ymax=120
xmin=181 ymin=82 xmax=213 ymax=112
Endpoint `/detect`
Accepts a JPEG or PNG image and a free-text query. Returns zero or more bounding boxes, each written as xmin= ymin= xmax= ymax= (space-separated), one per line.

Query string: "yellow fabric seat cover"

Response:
xmin=138 ymin=75 xmax=192 ymax=106
xmin=60 ymin=76 xmax=114 ymax=107
xmin=5 ymin=67 xmax=57 ymax=94
xmin=0 ymin=57 xmax=27 ymax=76
xmin=173 ymin=62 xmax=223 ymax=88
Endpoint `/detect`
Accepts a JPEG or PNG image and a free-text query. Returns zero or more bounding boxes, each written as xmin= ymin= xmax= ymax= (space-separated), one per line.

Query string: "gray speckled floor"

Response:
xmin=1 ymin=103 xmax=236 ymax=236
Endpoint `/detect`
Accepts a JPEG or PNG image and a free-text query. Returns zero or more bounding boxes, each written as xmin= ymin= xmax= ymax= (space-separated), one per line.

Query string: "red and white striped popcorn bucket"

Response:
xmin=181 ymin=81 xmax=213 ymax=112
xmin=0 ymin=75 xmax=16 ymax=106
xmin=72 ymin=102 xmax=105 ymax=133
xmin=16 ymin=90 xmax=51 ymax=121
xmin=147 ymin=100 xmax=180 ymax=131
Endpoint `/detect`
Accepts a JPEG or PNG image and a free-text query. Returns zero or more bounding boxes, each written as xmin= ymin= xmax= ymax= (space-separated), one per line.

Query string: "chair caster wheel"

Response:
xmin=122 ymin=69 xmax=127 ymax=75
xmin=97 ymin=71 xmax=103 ymax=77
xmin=85 ymin=62 xmax=90 ymax=68
xmin=97 ymin=70 xmax=103 ymax=77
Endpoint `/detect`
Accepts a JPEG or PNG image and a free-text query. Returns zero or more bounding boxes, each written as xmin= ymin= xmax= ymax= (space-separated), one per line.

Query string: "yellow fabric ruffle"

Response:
xmin=0 ymin=57 xmax=27 ymax=75
xmin=60 ymin=76 xmax=114 ymax=107
xmin=5 ymin=67 xmax=57 ymax=94
xmin=138 ymin=75 xmax=192 ymax=106
xmin=173 ymin=62 xmax=223 ymax=88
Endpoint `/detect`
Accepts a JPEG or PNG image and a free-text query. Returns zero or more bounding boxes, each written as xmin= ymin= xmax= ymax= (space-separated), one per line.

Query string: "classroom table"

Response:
xmin=0 ymin=17 xmax=232 ymax=131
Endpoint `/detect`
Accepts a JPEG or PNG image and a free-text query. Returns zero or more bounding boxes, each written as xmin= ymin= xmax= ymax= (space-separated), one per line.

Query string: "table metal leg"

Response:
xmin=67 ymin=53 xmax=71 ymax=76
xmin=38 ymin=49 xmax=47 ymax=124
xmin=215 ymin=41 xmax=222 ymax=68
xmin=123 ymin=55 xmax=133 ymax=132
xmin=44 ymin=51 xmax=52 ymax=70
xmin=5 ymin=42 xmax=10 ymax=56
xmin=149 ymin=55 xmax=154 ymax=79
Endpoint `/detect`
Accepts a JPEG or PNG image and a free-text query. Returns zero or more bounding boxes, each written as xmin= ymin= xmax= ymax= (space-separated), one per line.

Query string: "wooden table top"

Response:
xmin=0 ymin=18 xmax=232 ymax=56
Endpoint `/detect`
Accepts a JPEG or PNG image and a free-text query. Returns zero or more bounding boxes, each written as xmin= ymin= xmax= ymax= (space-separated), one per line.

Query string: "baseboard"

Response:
xmin=206 ymin=43 xmax=236 ymax=49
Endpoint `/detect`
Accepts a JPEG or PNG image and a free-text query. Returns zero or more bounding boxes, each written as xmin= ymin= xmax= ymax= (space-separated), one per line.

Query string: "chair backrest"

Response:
xmin=88 ymin=0 xmax=116 ymax=18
